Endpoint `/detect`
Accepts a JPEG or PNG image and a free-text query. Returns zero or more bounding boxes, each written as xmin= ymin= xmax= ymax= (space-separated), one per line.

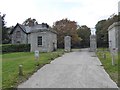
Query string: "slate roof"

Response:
xmin=10 ymin=23 xmax=57 ymax=34
xmin=10 ymin=23 xmax=28 ymax=34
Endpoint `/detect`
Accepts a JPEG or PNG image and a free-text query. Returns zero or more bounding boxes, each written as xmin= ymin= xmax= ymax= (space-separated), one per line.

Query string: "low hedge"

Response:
xmin=2 ymin=44 xmax=30 ymax=53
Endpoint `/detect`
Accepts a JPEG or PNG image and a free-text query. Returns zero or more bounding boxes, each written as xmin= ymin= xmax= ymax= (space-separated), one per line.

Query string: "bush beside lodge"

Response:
xmin=2 ymin=44 xmax=30 ymax=53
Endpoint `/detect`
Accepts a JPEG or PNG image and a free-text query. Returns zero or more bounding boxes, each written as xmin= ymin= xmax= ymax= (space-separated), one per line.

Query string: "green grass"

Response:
xmin=0 ymin=54 xmax=2 ymax=89
xmin=118 ymin=52 xmax=120 ymax=87
xmin=2 ymin=49 xmax=64 ymax=89
xmin=97 ymin=49 xmax=118 ymax=84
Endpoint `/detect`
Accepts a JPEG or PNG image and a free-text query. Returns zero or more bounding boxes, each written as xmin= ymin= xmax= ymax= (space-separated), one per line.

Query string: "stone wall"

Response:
xmin=11 ymin=26 xmax=28 ymax=44
xmin=28 ymin=34 xmax=31 ymax=44
xmin=108 ymin=22 xmax=120 ymax=53
xmin=30 ymin=31 xmax=57 ymax=52
xmin=48 ymin=32 xmax=57 ymax=51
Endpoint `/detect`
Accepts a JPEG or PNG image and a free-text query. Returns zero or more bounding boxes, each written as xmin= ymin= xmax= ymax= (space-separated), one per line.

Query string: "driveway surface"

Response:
xmin=18 ymin=48 xmax=118 ymax=88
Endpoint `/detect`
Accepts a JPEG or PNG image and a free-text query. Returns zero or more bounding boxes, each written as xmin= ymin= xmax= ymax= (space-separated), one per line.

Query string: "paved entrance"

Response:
xmin=18 ymin=48 xmax=118 ymax=88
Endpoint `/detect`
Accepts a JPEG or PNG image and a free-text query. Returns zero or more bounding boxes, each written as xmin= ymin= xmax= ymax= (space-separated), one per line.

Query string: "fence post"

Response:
xmin=19 ymin=65 xmax=23 ymax=76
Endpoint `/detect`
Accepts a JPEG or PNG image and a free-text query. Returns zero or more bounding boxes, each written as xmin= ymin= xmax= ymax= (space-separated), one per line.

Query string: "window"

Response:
xmin=16 ymin=41 xmax=20 ymax=44
xmin=38 ymin=36 xmax=42 ymax=46
xmin=16 ymin=31 xmax=21 ymax=38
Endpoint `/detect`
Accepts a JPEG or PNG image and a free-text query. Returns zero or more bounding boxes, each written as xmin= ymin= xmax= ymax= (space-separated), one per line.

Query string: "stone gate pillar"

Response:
xmin=64 ymin=36 xmax=71 ymax=52
xmin=90 ymin=35 xmax=97 ymax=52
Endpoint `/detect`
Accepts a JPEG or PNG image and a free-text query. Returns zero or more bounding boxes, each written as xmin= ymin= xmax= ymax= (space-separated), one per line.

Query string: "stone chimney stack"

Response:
xmin=28 ymin=21 xmax=34 ymax=27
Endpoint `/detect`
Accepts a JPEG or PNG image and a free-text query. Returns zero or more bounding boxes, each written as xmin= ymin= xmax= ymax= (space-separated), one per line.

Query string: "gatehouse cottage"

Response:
xmin=108 ymin=22 xmax=120 ymax=53
xmin=107 ymin=1 xmax=120 ymax=53
xmin=10 ymin=23 xmax=57 ymax=52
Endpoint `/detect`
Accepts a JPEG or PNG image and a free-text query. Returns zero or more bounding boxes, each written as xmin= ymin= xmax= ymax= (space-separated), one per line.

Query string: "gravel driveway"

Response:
xmin=18 ymin=48 xmax=118 ymax=88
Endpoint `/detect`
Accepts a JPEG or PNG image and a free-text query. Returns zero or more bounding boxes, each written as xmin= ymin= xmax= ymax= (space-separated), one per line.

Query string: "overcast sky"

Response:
xmin=0 ymin=0 xmax=119 ymax=28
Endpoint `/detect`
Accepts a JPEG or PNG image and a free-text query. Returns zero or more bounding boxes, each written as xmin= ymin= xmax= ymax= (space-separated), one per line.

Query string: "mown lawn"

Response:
xmin=2 ymin=49 xmax=64 ymax=89
xmin=118 ymin=52 xmax=120 ymax=87
xmin=0 ymin=54 xmax=2 ymax=89
xmin=97 ymin=49 xmax=118 ymax=85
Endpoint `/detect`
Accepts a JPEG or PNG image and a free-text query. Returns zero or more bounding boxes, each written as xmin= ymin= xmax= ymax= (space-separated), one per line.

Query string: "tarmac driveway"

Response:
xmin=18 ymin=48 xmax=118 ymax=88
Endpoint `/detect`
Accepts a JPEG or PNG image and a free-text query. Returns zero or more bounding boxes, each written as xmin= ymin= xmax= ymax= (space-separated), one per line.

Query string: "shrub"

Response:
xmin=2 ymin=44 xmax=30 ymax=53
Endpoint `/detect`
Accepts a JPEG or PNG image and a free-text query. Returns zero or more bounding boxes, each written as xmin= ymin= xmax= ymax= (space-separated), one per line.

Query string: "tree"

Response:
xmin=22 ymin=18 xmax=38 ymax=27
xmin=0 ymin=14 xmax=2 ymax=44
xmin=53 ymin=18 xmax=80 ymax=48
xmin=95 ymin=14 xmax=119 ymax=47
xmin=2 ymin=14 xmax=11 ymax=44
xmin=95 ymin=20 xmax=107 ymax=47
xmin=77 ymin=25 xmax=91 ymax=48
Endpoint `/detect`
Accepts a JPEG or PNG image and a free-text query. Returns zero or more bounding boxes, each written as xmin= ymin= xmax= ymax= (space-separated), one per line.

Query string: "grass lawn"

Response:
xmin=2 ymin=49 xmax=64 ymax=89
xmin=118 ymin=52 xmax=120 ymax=87
xmin=97 ymin=48 xmax=118 ymax=85
xmin=0 ymin=54 xmax=2 ymax=89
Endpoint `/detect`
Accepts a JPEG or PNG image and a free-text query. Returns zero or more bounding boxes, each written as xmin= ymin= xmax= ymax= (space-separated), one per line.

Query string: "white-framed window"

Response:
xmin=38 ymin=36 xmax=42 ymax=46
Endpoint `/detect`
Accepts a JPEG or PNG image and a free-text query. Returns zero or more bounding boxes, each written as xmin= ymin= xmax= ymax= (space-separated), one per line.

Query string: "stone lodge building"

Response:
xmin=10 ymin=23 xmax=57 ymax=52
xmin=108 ymin=22 xmax=120 ymax=53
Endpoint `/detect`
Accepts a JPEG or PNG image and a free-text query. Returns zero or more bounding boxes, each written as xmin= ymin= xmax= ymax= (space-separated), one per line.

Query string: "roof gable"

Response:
xmin=10 ymin=23 xmax=28 ymax=34
xmin=10 ymin=23 xmax=57 ymax=34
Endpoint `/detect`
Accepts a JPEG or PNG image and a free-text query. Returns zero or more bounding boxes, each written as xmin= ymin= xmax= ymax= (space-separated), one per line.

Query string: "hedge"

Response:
xmin=2 ymin=44 xmax=30 ymax=53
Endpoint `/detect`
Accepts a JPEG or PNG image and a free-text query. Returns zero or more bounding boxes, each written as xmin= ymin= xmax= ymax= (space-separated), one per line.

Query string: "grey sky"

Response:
xmin=0 ymin=0 xmax=119 ymax=28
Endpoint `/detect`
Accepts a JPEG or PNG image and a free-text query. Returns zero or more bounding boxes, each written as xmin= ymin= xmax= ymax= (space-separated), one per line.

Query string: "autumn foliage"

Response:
xmin=53 ymin=18 xmax=80 ymax=48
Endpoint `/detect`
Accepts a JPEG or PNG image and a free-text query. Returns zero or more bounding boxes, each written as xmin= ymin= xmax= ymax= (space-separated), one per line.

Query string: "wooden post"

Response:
xmin=111 ymin=48 xmax=116 ymax=66
xmin=19 ymin=65 xmax=23 ymax=76
xmin=111 ymin=53 xmax=115 ymax=66
xmin=102 ymin=53 xmax=106 ymax=60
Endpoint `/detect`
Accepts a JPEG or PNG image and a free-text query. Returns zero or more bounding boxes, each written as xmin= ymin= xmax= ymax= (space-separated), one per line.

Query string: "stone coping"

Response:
xmin=30 ymin=28 xmax=57 ymax=34
xmin=108 ymin=21 xmax=120 ymax=31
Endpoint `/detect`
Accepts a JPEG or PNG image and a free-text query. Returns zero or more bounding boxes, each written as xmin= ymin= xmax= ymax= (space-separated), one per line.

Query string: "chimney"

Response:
xmin=28 ymin=21 xmax=34 ymax=27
